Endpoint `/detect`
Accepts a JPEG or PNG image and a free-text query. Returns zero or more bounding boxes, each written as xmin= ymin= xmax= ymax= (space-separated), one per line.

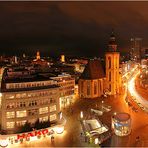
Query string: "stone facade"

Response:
xmin=78 ymin=59 xmax=105 ymax=98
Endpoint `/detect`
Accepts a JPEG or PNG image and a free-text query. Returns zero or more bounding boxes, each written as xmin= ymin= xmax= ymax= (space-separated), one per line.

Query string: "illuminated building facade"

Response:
xmin=0 ymin=67 xmax=60 ymax=133
xmin=51 ymin=73 xmax=75 ymax=109
xmin=105 ymin=31 xmax=120 ymax=95
xmin=112 ymin=112 xmax=131 ymax=136
xmin=130 ymin=38 xmax=142 ymax=61
xmin=78 ymin=59 xmax=105 ymax=98
xmin=60 ymin=55 xmax=65 ymax=63
xmin=32 ymin=51 xmax=49 ymax=67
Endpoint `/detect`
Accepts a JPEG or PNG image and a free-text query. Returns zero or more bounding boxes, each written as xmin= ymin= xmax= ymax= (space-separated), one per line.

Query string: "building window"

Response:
xmin=100 ymin=81 xmax=102 ymax=92
xmin=50 ymin=114 xmax=57 ymax=121
xmin=16 ymin=110 xmax=27 ymax=118
xmin=50 ymin=105 xmax=56 ymax=112
xmin=39 ymin=116 xmax=48 ymax=122
xmin=81 ymin=81 xmax=83 ymax=93
xmin=7 ymin=122 xmax=15 ymax=129
xmin=109 ymin=72 xmax=111 ymax=81
xmin=6 ymin=111 xmax=15 ymax=118
xmin=116 ymin=57 xmax=118 ymax=69
xmin=6 ymin=103 xmax=15 ymax=109
xmin=94 ymin=81 xmax=97 ymax=95
xmin=29 ymin=100 xmax=37 ymax=107
xmin=28 ymin=109 xmax=38 ymax=116
xmin=39 ymin=107 xmax=48 ymax=114
xmin=87 ymin=81 xmax=90 ymax=96
xmin=16 ymin=120 xmax=26 ymax=126
xmin=16 ymin=102 xmax=26 ymax=108
xmin=108 ymin=57 xmax=111 ymax=69
xmin=16 ymin=94 xmax=21 ymax=99
xmin=9 ymin=95 xmax=14 ymax=99
xmin=109 ymin=84 xmax=111 ymax=92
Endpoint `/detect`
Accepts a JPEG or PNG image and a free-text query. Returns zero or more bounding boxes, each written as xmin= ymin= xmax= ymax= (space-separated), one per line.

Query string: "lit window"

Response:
xmin=50 ymin=114 xmax=57 ymax=121
xmin=109 ymin=72 xmax=111 ymax=81
xmin=16 ymin=120 xmax=26 ymax=126
xmin=7 ymin=122 xmax=15 ymax=129
xmin=39 ymin=107 xmax=48 ymax=114
xmin=16 ymin=110 xmax=27 ymax=118
xmin=9 ymin=95 xmax=14 ymax=99
xmin=108 ymin=57 xmax=111 ymax=69
xmin=16 ymin=94 xmax=21 ymax=99
xmin=87 ymin=81 xmax=90 ymax=96
xmin=50 ymin=105 xmax=56 ymax=112
xmin=39 ymin=116 xmax=48 ymax=122
xmin=94 ymin=81 xmax=97 ymax=95
xmin=6 ymin=112 xmax=15 ymax=118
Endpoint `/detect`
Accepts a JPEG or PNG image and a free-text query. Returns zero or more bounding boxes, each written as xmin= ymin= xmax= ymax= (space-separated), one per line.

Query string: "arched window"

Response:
xmin=87 ymin=81 xmax=90 ymax=96
xmin=81 ymin=81 xmax=83 ymax=93
xmin=94 ymin=81 xmax=97 ymax=95
xmin=108 ymin=57 xmax=111 ymax=69
xmin=109 ymin=72 xmax=111 ymax=81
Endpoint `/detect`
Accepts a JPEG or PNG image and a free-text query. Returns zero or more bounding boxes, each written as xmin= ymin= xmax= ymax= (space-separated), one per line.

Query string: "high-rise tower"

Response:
xmin=105 ymin=31 xmax=120 ymax=95
xmin=130 ymin=38 xmax=142 ymax=61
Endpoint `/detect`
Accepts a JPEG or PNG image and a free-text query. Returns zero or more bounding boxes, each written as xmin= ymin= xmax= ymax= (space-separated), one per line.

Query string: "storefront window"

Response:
xmin=7 ymin=122 xmax=15 ymax=129
xmin=39 ymin=116 xmax=48 ymax=122
xmin=50 ymin=114 xmax=57 ymax=121
xmin=16 ymin=120 xmax=26 ymax=126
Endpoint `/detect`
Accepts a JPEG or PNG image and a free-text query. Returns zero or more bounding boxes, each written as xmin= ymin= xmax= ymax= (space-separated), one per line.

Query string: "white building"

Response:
xmin=50 ymin=73 xmax=75 ymax=109
xmin=0 ymin=67 xmax=60 ymax=134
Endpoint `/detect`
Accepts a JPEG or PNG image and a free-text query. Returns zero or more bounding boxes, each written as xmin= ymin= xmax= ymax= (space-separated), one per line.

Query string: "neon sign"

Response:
xmin=17 ymin=128 xmax=54 ymax=140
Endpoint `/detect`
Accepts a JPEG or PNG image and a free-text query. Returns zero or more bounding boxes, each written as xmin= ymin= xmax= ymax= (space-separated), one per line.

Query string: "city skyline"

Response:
xmin=0 ymin=2 xmax=148 ymax=57
xmin=0 ymin=2 xmax=147 ymax=146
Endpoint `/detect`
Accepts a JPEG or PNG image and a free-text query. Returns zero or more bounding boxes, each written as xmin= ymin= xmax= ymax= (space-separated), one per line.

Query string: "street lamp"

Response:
xmin=102 ymin=100 xmax=104 ymax=110
xmin=80 ymin=111 xmax=83 ymax=119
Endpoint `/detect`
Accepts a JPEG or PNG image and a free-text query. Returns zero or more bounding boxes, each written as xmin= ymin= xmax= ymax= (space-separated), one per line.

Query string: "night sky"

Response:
xmin=0 ymin=2 xmax=148 ymax=57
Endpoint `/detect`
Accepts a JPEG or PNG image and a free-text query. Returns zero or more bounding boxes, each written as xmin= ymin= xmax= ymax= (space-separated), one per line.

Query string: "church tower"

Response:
xmin=36 ymin=51 xmax=40 ymax=60
xmin=105 ymin=31 xmax=120 ymax=95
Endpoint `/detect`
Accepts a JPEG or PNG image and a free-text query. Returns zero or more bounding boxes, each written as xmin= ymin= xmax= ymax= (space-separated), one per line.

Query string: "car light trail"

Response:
xmin=128 ymin=70 xmax=148 ymax=111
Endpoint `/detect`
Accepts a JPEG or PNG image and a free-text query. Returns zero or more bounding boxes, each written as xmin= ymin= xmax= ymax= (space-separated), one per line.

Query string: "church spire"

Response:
xmin=108 ymin=29 xmax=117 ymax=52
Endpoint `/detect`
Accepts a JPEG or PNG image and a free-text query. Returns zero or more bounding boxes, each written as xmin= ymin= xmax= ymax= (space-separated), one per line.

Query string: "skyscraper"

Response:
xmin=130 ymin=38 xmax=142 ymax=61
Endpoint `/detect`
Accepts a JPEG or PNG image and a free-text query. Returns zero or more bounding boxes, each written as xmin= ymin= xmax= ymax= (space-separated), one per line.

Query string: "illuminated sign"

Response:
xmin=0 ymin=126 xmax=65 ymax=147
xmin=0 ymin=139 xmax=9 ymax=147
xmin=17 ymin=128 xmax=54 ymax=140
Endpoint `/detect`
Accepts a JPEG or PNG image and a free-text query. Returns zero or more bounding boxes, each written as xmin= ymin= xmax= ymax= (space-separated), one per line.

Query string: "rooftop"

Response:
xmin=3 ymin=74 xmax=53 ymax=83
xmin=114 ymin=112 xmax=130 ymax=122
xmin=1 ymin=84 xmax=59 ymax=93
xmin=80 ymin=59 xmax=105 ymax=80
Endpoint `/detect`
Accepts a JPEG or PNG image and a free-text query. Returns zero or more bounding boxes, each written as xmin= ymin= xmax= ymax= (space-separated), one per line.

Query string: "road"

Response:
xmin=128 ymin=69 xmax=148 ymax=110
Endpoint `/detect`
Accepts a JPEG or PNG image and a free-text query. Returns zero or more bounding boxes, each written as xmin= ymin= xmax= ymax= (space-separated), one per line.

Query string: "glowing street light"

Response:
xmin=94 ymin=138 xmax=99 ymax=144
xmin=101 ymin=100 xmax=104 ymax=110
xmin=80 ymin=111 xmax=83 ymax=119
